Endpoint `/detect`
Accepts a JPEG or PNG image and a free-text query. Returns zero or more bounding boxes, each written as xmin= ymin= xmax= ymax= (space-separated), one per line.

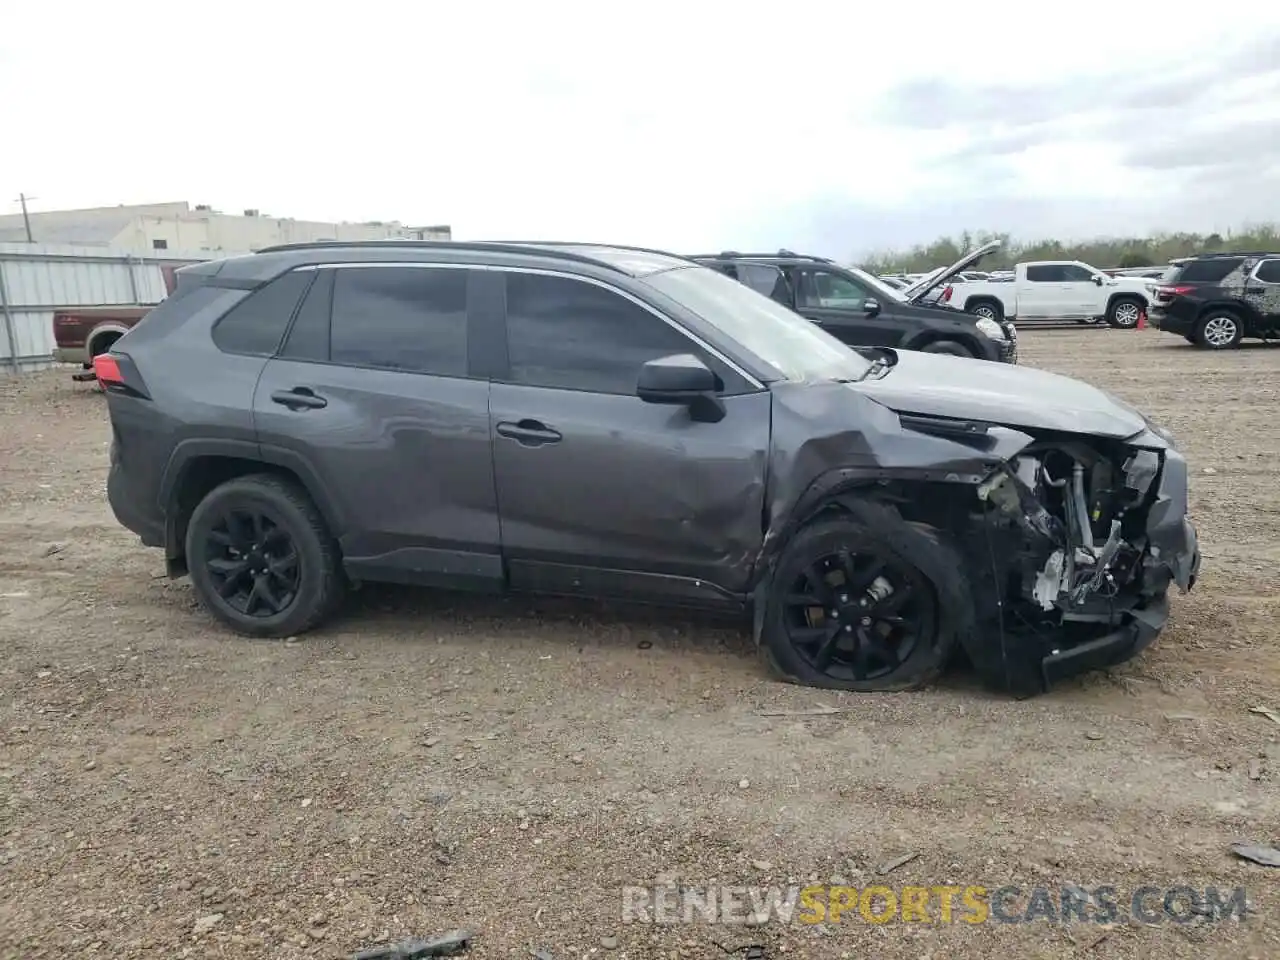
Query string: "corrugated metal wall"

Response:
xmin=0 ymin=243 xmax=227 ymax=372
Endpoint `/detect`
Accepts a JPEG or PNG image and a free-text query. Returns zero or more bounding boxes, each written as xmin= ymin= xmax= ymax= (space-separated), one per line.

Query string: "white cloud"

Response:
xmin=3 ymin=0 xmax=1280 ymax=257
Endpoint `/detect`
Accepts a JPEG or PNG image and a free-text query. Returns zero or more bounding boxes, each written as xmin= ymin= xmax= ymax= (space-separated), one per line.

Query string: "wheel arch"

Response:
xmin=1106 ymin=291 xmax=1148 ymax=311
xmin=1194 ymin=300 xmax=1252 ymax=325
xmin=906 ymin=331 xmax=983 ymax=357
xmin=159 ymin=440 xmax=345 ymax=575
xmin=87 ymin=323 xmax=133 ymax=357
xmin=750 ymin=471 xmax=989 ymax=644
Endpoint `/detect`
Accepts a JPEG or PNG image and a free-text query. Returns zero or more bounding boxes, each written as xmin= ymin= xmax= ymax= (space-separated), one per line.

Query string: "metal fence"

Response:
xmin=0 ymin=243 xmax=232 ymax=372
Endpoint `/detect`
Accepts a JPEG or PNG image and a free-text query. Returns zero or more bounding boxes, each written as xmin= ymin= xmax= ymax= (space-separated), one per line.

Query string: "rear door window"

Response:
xmin=738 ymin=264 xmax=791 ymax=304
xmin=280 ymin=269 xmax=333 ymax=362
xmin=1025 ymin=265 xmax=1067 ymax=282
xmin=799 ymin=269 xmax=872 ymax=308
xmin=329 ymin=266 xmax=469 ymax=376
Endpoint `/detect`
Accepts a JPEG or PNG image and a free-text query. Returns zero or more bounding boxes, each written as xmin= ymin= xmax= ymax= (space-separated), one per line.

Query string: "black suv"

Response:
xmin=1151 ymin=251 xmax=1280 ymax=349
xmin=97 ymin=241 xmax=1198 ymax=695
xmin=689 ymin=241 xmax=1018 ymax=363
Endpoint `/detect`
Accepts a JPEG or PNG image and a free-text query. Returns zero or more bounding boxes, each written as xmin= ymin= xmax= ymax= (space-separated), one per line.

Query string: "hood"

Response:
xmin=852 ymin=349 xmax=1147 ymax=439
xmin=1109 ymin=275 xmax=1158 ymax=292
xmin=901 ymin=239 xmax=1003 ymax=303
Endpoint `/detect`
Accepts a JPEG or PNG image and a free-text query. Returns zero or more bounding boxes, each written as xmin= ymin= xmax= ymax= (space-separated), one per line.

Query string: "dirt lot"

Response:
xmin=1 ymin=327 xmax=1278 ymax=960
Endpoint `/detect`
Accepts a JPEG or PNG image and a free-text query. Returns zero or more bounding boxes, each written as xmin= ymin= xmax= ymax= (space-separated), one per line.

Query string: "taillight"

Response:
xmin=1154 ymin=284 xmax=1194 ymax=300
xmin=93 ymin=352 xmax=151 ymax=399
xmin=93 ymin=354 xmax=123 ymax=384
xmin=941 ymin=285 xmax=954 ymax=303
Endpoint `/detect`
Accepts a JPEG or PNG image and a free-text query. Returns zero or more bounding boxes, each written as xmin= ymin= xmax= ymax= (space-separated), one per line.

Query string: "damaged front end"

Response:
xmin=969 ymin=428 xmax=1200 ymax=692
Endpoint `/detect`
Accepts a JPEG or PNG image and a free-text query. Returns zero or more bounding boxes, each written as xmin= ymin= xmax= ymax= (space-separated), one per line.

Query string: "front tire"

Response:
xmin=759 ymin=501 xmax=968 ymax=692
xmin=185 ymin=474 xmax=345 ymax=637
xmin=1106 ymin=297 xmax=1144 ymax=329
xmin=1194 ymin=311 xmax=1243 ymax=349
xmin=920 ymin=339 xmax=975 ymax=358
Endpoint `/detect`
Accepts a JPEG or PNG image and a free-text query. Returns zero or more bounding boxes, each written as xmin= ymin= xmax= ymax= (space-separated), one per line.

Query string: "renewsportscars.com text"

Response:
xmin=621 ymin=883 xmax=1249 ymax=925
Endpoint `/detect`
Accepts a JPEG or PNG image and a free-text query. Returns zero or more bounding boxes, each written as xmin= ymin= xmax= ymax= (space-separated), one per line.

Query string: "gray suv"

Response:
xmin=98 ymin=241 xmax=1199 ymax=695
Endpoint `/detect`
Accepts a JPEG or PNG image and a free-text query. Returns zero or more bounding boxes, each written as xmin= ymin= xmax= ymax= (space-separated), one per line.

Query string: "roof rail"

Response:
xmin=1188 ymin=250 xmax=1280 ymax=258
xmin=687 ymin=250 xmax=836 ymax=264
xmin=251 ymin=239 xmax=639 ymax=273
xmin=480 ymin=240 xmax=702 ymax=264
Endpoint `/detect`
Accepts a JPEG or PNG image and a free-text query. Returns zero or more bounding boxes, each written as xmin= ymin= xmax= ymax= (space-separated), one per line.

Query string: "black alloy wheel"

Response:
xmin=781 ymin=547 xmax=935 ymax=684
xmin=201 ymin=507 xmax=301 ymax=618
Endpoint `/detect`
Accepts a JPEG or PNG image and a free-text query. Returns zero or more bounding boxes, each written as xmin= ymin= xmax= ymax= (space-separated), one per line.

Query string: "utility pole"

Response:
xmin=14 ymin=193 xmax=35 ymax=242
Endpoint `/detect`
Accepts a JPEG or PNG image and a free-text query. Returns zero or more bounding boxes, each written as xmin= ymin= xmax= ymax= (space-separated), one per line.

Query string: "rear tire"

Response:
xmin=920 ymin=339 xmax=975 ymax=358
xmin=186 ymin=474 xmax=345 ymax=637
xmin=966 ymin=300 xmax=1004 ymax=323
xmin=1193 ymin=311 xmax=1243 ymax=350
xmin=758 ymin=501 xmax=967 ymax=693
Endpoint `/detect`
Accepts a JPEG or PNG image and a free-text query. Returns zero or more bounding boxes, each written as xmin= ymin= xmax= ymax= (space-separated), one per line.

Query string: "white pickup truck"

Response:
xmin=938 ymin=261 xmax=1155 ymax=328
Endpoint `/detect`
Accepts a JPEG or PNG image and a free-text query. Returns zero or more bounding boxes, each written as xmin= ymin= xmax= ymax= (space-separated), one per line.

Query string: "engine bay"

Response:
xmin=976 ymin=439 xmax=1166 ymax=628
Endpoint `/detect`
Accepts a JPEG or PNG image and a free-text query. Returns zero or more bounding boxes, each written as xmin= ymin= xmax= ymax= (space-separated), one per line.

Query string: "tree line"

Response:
xmin=859 ymin=224 xmax=1280 ymax=274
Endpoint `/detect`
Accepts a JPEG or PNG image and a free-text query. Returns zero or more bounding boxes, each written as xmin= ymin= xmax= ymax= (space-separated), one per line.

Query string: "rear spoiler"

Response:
xmin=173 ymin=258 xmax=260 ymax=291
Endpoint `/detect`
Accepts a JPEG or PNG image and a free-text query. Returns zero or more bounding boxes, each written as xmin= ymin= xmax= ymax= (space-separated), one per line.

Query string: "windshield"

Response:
xmin=848 ymin=266 xmax=908 ymax=302
xmin=644 ymin=266 xmax=873 ymax=382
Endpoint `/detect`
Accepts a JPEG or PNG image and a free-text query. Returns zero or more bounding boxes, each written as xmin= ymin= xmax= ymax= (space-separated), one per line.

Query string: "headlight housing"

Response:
xmin=974 ymin=316 xmax=1006 ymax=340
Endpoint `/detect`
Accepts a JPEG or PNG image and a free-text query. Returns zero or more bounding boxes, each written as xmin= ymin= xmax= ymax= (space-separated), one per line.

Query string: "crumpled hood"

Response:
xmin=853 ymin=349 xmax=1147 ymax=438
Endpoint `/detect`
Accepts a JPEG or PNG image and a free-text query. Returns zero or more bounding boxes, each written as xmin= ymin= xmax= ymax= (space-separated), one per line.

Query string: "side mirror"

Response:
xmin=637 ymin=354 xmax=725 ymax=423
xmin=862 ymin=297 xmax=881 ymax=316
xmin=1092 ymin=275 xmax=1104 ymax=286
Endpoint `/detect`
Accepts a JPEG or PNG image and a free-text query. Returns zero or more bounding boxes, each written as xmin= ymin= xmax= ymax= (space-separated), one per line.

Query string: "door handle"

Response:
xmin=496 ymin=419 xmax=562 ymax=447
xmin=270 ymin=387 xmax=327 ymax=410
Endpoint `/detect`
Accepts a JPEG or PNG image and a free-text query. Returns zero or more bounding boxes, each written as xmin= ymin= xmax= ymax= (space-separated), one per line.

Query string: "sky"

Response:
xmin=3 ymin=1 xmax=1280 ymax=260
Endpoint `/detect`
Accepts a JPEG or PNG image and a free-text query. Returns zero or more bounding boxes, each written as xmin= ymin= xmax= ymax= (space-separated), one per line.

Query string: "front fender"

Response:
xmin=752 ymin=380 xmax=1033 ymax=593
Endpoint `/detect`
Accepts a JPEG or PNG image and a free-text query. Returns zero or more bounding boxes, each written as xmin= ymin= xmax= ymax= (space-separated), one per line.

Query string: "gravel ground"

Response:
xmin=1 ymin=327 xmax=1278 ymax=960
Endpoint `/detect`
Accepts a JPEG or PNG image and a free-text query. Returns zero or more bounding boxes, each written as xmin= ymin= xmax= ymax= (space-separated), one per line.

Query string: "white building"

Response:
xmin=0 ymin=201 xmax=451 ymax=254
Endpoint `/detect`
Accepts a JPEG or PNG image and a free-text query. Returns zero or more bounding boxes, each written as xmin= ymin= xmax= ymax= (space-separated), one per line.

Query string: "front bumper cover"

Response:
xmin=1040 ymin=593 xmax=1169 ymax=687
xmin=1143 ymin=446 xmax=1200 ymax=592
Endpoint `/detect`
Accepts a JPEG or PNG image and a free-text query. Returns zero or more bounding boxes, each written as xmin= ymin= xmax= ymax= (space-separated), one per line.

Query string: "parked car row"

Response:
xmin=883 ymin=250 xmax=1280 ymax=348
xmin=94 ymin=238 xmax=1200 ymax=698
